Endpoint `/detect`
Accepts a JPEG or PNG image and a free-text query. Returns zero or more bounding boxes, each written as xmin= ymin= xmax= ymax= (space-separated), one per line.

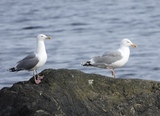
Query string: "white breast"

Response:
xmin=32 ymin=39 xmax=47 ymax=70
xmin=36 ymin=53 xmax=47 ymax=69
xmin=111 ymin=47 xmax=130 ymax=68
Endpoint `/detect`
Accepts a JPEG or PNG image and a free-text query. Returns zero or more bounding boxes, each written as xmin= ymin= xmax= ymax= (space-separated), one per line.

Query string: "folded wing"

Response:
xmin=16 ymin=52 xmax=39 ymax=71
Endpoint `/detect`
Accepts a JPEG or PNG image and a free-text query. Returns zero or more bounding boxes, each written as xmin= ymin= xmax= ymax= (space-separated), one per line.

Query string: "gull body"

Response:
xmin=9 ymin=34 xmax=51 ymax=84
xmin=82 ymin=38 xmax=137 ymax=77
xmin=31 ymin=34 xmax=48 ymax=70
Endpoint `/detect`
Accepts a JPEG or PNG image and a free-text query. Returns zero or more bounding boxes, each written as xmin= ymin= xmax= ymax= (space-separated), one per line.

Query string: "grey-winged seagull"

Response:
xmin=9 ymin=34 xmax=51 ymax=84
xmin=82 ymin=38 xmax=137 ymax=77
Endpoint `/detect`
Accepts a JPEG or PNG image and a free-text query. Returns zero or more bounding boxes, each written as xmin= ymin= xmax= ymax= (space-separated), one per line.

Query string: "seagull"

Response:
xmin=9 ymin=34 xmax=51 ymax=84
xmin=82 ymin=38 xmax=137 ymax=77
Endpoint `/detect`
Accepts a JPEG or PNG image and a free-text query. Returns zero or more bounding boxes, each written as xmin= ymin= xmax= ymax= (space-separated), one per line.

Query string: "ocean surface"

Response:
xmin=1 ymin=0 xmax=160 ymax=89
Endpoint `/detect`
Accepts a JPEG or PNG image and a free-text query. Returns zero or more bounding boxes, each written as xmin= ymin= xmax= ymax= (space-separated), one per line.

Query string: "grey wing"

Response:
xmin=17 ymin=52 xmax=36 ymax=63
xmin=16 ymin=52 xmax=39 ymax=70
xmin=93 ymin=50 xmax=122 ymax=64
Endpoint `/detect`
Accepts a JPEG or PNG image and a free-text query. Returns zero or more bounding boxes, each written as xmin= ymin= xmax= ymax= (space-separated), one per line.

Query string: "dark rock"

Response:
xmin=0 ymin=69 xmax=160 ymax=116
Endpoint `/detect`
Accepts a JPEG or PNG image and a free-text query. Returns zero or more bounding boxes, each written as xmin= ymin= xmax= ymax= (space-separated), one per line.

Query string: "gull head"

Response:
xmin=37 ymin=34 xmax=51 ymax=41
xmin=121 ymin=38 xmax=137 ymax=48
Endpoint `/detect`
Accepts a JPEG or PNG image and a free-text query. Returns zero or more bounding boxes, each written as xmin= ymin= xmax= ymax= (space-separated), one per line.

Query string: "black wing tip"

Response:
xmin=8 ymin=67 xmax=17 ymax=72
xmin=82 ymin=61 xmax=92 ymax=66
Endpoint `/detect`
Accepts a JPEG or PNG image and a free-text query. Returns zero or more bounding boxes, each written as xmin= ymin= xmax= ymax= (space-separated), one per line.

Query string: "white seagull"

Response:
xmin=82 ymin=38 xmax=137 ymax=77
xmin=9 ymin=34 xmax=51 ymax=84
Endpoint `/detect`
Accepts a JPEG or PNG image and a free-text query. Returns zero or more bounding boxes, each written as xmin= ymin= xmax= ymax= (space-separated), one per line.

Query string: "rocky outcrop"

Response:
xmin=0 ymin=69 xmax=160 ymax=116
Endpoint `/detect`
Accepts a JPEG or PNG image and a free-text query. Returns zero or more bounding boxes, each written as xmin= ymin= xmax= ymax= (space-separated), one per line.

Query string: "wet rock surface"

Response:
xmin=0 ymin=69 xmax=160 ymax=116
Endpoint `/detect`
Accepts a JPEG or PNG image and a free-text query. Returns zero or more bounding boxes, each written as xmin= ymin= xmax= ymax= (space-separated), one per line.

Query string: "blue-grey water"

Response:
xmin=0 ymin=0 xmax=160 ymax=89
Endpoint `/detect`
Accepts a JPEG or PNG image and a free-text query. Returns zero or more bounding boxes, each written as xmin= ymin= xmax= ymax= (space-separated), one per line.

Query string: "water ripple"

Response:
xmin=1 ymin=0 xmax=160 ymax=89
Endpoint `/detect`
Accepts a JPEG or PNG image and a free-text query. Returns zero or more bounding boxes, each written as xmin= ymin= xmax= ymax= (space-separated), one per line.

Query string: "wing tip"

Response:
xmin=8 ymin=67 xmax=17 ymax=72
xmin=81 ymin=61 xmax=92 ymax=66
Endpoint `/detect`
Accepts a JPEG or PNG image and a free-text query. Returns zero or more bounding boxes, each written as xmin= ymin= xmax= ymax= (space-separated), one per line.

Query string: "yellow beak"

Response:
xmin=131 ymin=44 xmax=137 ymax=48
xmin=47 ymin=36 xmax=51 ymax=39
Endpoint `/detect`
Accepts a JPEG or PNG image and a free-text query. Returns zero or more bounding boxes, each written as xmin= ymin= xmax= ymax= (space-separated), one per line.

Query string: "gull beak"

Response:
xmin=46 ymin=36 xmax=51 ymax=39
xmin=131 ymin=43 xmax=137 ymax=48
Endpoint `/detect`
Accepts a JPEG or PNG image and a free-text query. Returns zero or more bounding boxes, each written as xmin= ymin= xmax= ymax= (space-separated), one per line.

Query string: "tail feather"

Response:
xmin=82 ymin=61 xmax=93 ymax=66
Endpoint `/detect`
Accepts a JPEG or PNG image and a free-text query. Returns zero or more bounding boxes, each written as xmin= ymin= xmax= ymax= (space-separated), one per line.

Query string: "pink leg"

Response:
xmin=34 ymin=77 xmax=42 ymax=84
xmin=111 ymin=69 xmax=116 ymax=78
xmin=37 ymin=75 xmax=44 ymax=80
xmin=107 ymin=68 xmax=116 ymax=78
xmin=33 ymin=70 xmax=44 ymax=84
